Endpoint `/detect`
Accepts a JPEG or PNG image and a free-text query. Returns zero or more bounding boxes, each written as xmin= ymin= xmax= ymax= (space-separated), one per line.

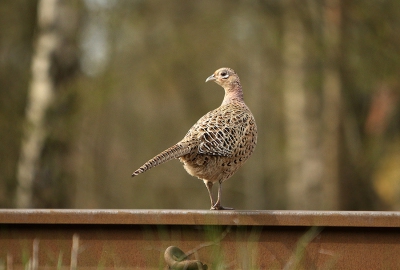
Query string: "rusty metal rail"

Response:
xmin=1 ymin=210 xmax=399 ymax=269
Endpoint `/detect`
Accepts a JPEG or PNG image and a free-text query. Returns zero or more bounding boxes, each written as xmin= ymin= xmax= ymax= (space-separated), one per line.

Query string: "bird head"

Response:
xmin=205 ymin=67 xmax=240 ymax=90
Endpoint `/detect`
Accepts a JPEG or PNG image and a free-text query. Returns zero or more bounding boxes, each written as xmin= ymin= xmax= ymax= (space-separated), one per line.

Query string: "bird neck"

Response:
xmin=221 ymin=85 xmax=244 ymax=106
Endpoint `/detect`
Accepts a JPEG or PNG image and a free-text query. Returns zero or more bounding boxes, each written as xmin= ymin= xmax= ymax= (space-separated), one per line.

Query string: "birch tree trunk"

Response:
xmin=15 ymin=0 xmax=59 ymax=208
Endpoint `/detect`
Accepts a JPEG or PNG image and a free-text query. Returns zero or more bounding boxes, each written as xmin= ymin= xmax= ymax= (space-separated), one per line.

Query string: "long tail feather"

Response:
xmin=132 ymin=143 xmax=190 ymax=177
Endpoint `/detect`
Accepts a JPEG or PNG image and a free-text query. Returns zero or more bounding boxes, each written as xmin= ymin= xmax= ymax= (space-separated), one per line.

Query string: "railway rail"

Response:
xmin=1 ymin=209 xmax=399 ymax=269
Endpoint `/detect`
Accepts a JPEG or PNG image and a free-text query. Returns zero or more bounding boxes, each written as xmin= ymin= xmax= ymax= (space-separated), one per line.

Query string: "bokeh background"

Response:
xmin=1 ymin=0 xmax=400 ymax=210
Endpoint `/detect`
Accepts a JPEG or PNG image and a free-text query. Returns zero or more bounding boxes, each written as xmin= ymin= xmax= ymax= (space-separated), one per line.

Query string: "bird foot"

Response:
xmin=210 ymin=204 xmax=234 ymax=210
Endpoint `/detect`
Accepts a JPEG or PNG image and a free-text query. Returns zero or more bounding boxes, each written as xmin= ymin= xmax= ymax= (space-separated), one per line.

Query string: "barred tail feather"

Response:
xmin=131 ymin=144 xmax=190 ymax=177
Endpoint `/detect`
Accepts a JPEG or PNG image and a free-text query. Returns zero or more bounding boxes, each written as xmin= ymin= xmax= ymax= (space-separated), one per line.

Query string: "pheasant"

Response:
xmin=132 ymin=67 xmax=257 ymax=210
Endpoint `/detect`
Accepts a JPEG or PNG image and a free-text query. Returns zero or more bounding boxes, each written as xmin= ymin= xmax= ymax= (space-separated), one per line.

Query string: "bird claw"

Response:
xmin=210 ymin=204 xmax=234 ymax=210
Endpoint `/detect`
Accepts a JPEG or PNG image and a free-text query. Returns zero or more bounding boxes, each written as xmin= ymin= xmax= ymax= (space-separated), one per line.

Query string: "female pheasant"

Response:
xmin=132 ymin=68 xmax=257 ymax=210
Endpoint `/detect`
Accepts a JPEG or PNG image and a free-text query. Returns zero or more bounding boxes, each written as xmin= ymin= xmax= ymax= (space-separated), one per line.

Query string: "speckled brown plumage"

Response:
xmin=132 ymin=68 xmax=257 ymax=210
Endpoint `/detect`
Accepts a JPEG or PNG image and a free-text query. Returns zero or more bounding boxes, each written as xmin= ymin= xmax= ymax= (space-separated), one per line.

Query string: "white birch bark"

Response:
xmin=15 ymin=0 xmax=59 ymax=208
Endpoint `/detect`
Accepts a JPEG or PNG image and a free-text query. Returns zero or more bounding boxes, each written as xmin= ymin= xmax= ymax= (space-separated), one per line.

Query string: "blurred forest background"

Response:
xmin=1 ymin=0 xmax=400 ymax=210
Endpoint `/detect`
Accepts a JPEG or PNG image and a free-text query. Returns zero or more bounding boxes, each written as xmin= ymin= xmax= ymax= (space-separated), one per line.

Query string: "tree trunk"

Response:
xmin=15 ymin=0 xmax=59 ymax=208
xmin=283 ymin=1 xmax=306 ymax=209
xmin=283 ymin=1 xmax=325 ymax=209
xmin=322 ymin=0 xmax=342 ymax=209
xmin=283 ymin=1 xmax=342 ymax=209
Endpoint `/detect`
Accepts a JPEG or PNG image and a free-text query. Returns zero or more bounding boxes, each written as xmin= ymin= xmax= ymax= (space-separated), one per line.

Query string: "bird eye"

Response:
xmin=220 ymin=71 xmax=229 ymax=79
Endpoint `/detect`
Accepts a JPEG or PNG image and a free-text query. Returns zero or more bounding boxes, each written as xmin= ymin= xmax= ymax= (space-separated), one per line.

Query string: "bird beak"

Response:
xmin=205 ymin=74 xmax=215 ymax=82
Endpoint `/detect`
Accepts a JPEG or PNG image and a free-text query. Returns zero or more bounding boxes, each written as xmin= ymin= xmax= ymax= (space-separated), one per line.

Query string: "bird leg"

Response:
xmin=204 ymin=181 xmax=215 ymax=209
xmin=211 ymin=182 xmax=234 ymax=210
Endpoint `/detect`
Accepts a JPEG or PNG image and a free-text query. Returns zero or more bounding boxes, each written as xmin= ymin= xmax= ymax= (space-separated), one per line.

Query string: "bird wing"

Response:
xmin=198 ymin=127 xmax=236 ymax=156
xmin=190 ymin=106 xmax=248 ymax=157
